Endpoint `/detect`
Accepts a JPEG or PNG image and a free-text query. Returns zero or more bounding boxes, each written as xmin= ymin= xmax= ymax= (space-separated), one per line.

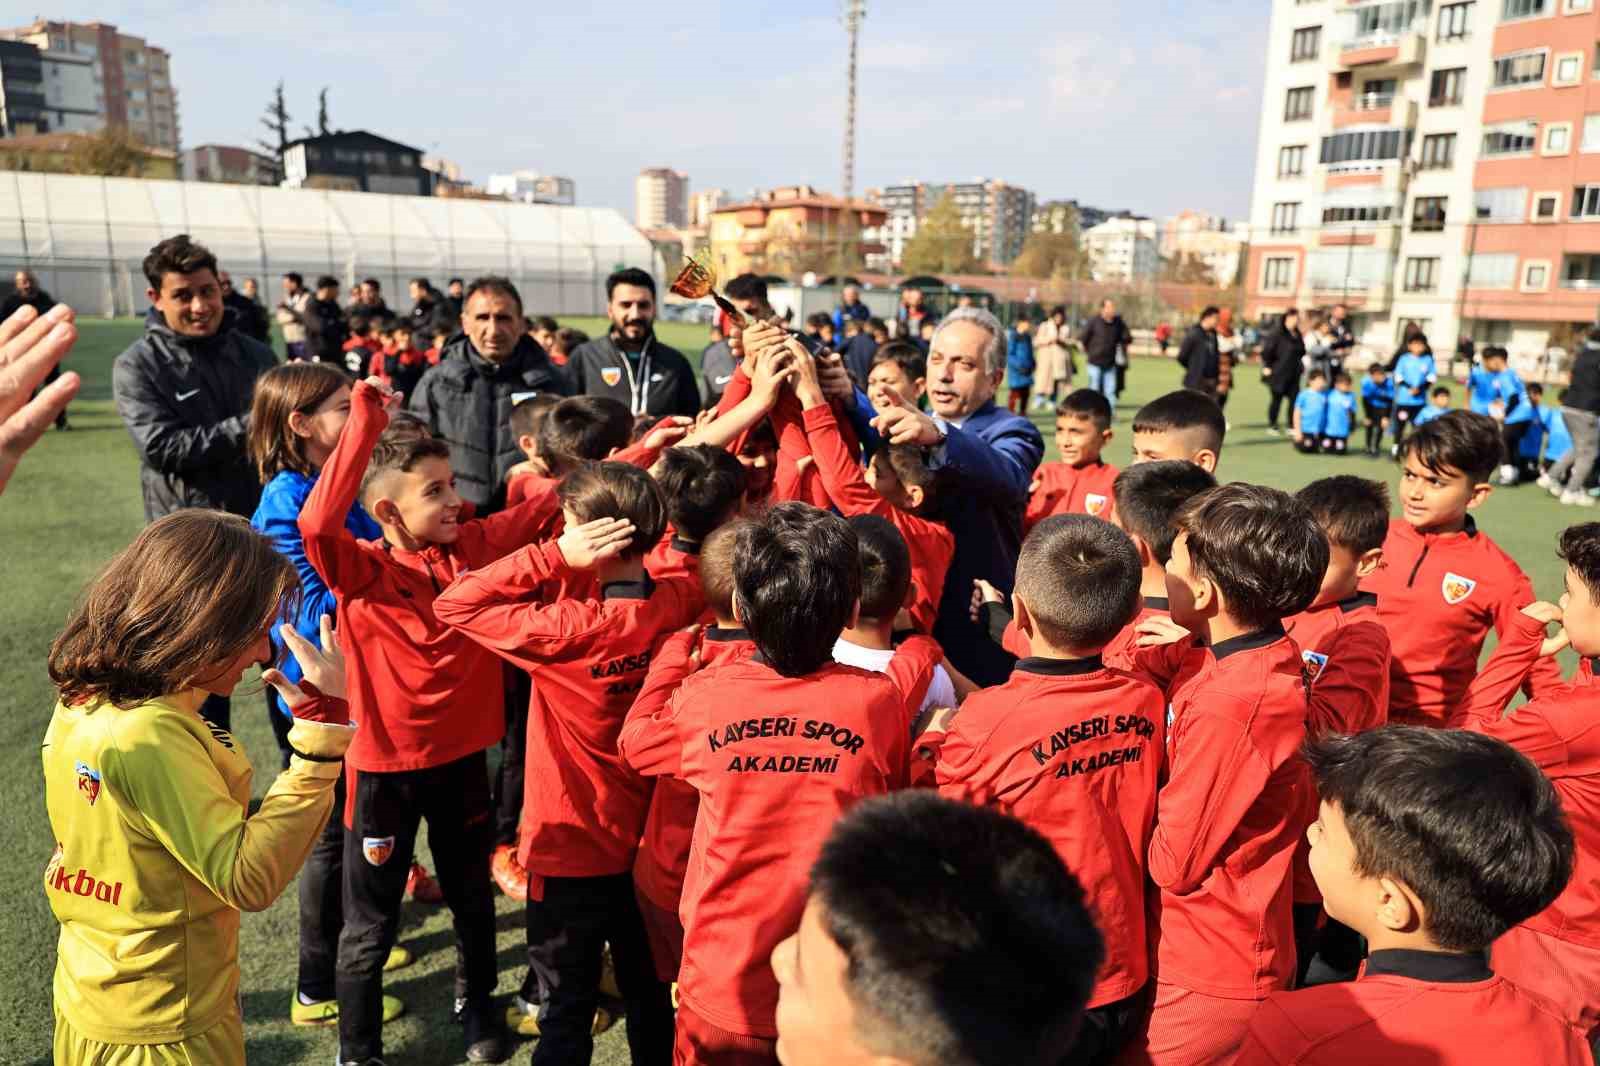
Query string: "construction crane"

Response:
xmin=839 ymin=0 xmax=866 ymax=278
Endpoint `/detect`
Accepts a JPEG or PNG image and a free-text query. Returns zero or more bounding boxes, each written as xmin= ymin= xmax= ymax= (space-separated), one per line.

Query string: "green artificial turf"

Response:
xmin=0 ymin=317 xmax=1578 ymax=1064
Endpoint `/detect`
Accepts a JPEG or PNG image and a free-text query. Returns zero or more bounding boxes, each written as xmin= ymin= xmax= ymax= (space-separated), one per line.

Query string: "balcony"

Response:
xmin=1337 ymin=29 xmax=1426 ymax=69
xmin=1333 ymin=94 xmax=1417 ymax=130
xmin=1561 ymin=256 xmax=1600 ymax=290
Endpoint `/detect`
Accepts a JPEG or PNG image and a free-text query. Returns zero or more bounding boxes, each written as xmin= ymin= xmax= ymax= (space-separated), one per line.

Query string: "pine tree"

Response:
xmin=256 ymin=81 xmax=291 ymax=180
xmin=317 ymin=88 xmax=330 ymax=136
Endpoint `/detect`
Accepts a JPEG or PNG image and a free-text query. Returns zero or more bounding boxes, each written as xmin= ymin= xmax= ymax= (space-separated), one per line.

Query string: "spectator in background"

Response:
xmin=1327 ymin=301 xmax=1355 ymax=374
xmin=219 ymin=270 xmax=270 ymax=344
xmin=1178 ymin=306 xmax=1222 ymax=399
xmin=407 ymin=276 xmax=453 ymax=338
xmin=897 ymin=286 xmax=933 ymax=343
xmin=568 ymin=268 xmax=701 ymax=417
xmin=1031 ymin=305 xmax=1072 ymax=413
xmin=1155 ymin=320 xmax=1173 ymax=356
xmin=700 ymin=272 xmax=774 ymax=406
xmin=346 ymin=277 xmax=390 ymax=321
xmin=1215 ymin=307 xmax=1238 ymax=410
xmin=1006 ymin=315 xmax=1035 ymax=413
xmin=1542 ymin=327 xmax=1600 ymax=507
xmin=842 ymin=317 xmax=888 ymax=384
xmin=1079 ymin=298 xmax=1131 ymax=409
xmin=529 ymin=315 xmax=559 ymax=355
xmin=805 ymin=311 xmax=837 ymax=353
xmin=111 ymin=234 xmax=278 ymax=730
xmin=275 ymin=272 xmax=311 ymax=362
xmin=446 ymin=277 xmax=465 ymax=318
xmin=550 ymin=326 xmax=587 ymax=367
xmin=302 ymin=276 xmax=348 ymax=364
xmin=832 ymin=283 xmax=871 ymax=338
xmin=2 ymin=270 xmax=68 ymax=431
xmin=1262 ymin=307 xmax=1305 ymax=435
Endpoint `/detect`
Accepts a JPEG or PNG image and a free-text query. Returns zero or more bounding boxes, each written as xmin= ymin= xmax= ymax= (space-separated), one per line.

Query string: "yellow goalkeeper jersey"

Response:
xmin=42 ymin=694 xmax=352 ymax=1045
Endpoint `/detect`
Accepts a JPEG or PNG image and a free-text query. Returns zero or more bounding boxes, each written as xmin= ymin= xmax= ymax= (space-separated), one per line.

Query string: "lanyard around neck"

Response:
xmin=616 ymin=336 xmax=653 ymax=415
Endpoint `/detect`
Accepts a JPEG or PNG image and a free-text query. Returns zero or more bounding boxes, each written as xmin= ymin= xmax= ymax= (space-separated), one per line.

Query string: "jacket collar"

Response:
xmin=1210 ymin=621 xmax=1287 ymax=661
xmin=1364 ymin=949 xmax=1491 ymax=984
xmin=669 ymin=536 xmax=701 ymax=556
xmin=453 ymin=335 xmax=548 ymax=379
xmin=605 ymin=330 xmax=654 ymax=360
xmin=1403 ymin=515 xmax=1479 ymax=542
xmin=706 ymin=625 xmax=750 ymax=642
xmin=1017 ymin=655 xmax=1105 ymax=676
xmin=1143 ymin=595 xmax=1170 ymax=611
xmin=602 ymin=573 xmax=655 ymax=601
xmin=143 ymin=305 xmax=239 ymax=357
xmin=1338 ymin=590 xmax=1379 ymax=613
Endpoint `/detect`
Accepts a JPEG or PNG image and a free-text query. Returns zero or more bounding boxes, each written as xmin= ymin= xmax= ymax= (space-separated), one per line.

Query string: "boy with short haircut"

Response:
xmin=1321 ymin=372 xmax=1357 ymax=455
xmin=1415 ymin=384 xmax=1452 ymax=426
xmin=617 ymin=503 xmax=942 ymax=1063
xmin=504 ymin=394 xmax=561 ymax=487
xmin=1519 ymin=381 xmax=1553 ymax=482
xmin=1461 ymin=522 xmax=1600 ymax=1051
xmin=1130 ymin=390 xmax=1225 ymax=472
xmin=1470 ymin=345 xmax=1535 ymax=484
xmin=1293 ymin=370 xmax=1328 ymax=454
xmin=434 ymin=462 xmax=703 ymax=1065
xmin=1129 ymin=484 xmax=1328 ymax=1066
xmin=646 ymin=444 xmax=746 ymax=586
xmin=530 ymin=315 xmax=559 ymax=355
xmin=771 ymin=792 xmax=1105 ymax=1066
xmin=1236 ymin=728 xmax=1587 ymax=1066
xmin=1366 ymin=410 xmax=1561 ymax=727
xmin=1025 ymin=388 xmax=1119 ymax=533
xmin=923 ymin=516 xmax=1164 ymax=1064
xmin=864 ymin=341 xmax=926 ymax=412
xmin=376 ymin=322 xmax=429 ymax=399
xmin=303 ymin=378 xmax=562 ymax=1064
xmin=1361 ymin=363 xmax=1394 ymax=457
xmin=1391 ymin=331 xmax=1437 ymax=451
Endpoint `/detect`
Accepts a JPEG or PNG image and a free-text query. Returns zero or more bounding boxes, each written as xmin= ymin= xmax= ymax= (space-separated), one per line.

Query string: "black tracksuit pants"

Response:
xmin=336 ymin=751 xmax=497 ymax=1060
xmin=298 ymin=769 xmax=346 ymax=1001
xmin=494 ymin=665 xmax=532 ymax=848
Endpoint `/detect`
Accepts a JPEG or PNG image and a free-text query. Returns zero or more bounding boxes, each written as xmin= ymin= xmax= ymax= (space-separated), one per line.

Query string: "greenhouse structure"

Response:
xmin=0 ymin=171 xmax=661 ymax=317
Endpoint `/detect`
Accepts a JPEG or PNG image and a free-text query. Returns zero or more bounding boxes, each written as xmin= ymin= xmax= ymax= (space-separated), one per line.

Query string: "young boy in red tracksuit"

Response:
xmin=1236 ymin=728 xmax=1589 ymax=1066
xmin=644 ymin=444 xmax=746 ymax=586
xmin=919 ymin=515 xmax=1164 ymax=1065
xmin=301 ymin=378 xmax=558 ymax=1065
xmin=1126 ymin=483 xmax=1328 ymax=1066
xmin=1367 ymin=411 xmax=1562 ymax=727
xmin=1462 ymin=522 xmax=1600 ymax=1056
xmin=1025 ymin=388 xmax=1119 ymax=534
xmin=1286 ymin=475 xmax=1394 ymax=983
xmin=617 ymin=503 xmax=942 ymax=1064
xmin=433 ymin=463 xmax=702 ymax=1066
xmin=978 ymin=459 xmax=1217 ymax=671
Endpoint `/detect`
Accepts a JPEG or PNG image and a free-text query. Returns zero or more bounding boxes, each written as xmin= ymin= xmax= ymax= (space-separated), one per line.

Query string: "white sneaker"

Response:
xmin=1537 ymin=472 xmax=1556 ymax=491
xmin=1497 ymin=464 xmax=1519 ymax=486
xmin=1561 ymin=491 xmax=1596 ymax=507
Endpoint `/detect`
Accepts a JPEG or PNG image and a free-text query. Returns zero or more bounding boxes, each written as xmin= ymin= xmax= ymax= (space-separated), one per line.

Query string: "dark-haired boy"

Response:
xmin=435 ymin=463 xmax=702 ymax=1065
xmin=618 ymin=503 xmax=942 ymax=1063
xmin=1130 ymin=390 xmax=1225 ymax=472
xmin=1025 ymin=389 xmax=1119 ymax=533
xmin=1321 ymin=372 xmax=1357 ymax=454
xmin=646 ymin=444 xmax=746 ymax=587
xmin=864 ymin=339 xmax=923 ymax=411
xmin=1292 ymin=371 xmax=1328 ymax=455
xmin=771 ymin=792 xmax=1105 ymax=1066
xmin=923 ymin=516 xmax=1163 ymax=1064
xmin=1367 ymin=411 xmax=1561 ymax=728
xmin=1462 ymin=522 xmax=1600 ymax=1051
xmin=1128 ymin=484 xmax=1327 ymax=1066
xmin=303 ymin=378 xmax=569 ymax=1064
xmin=1236 ymin=728 xmax=1588 ymax=1066
xmin=1414 ymin=384 xmax=1452 ymax=426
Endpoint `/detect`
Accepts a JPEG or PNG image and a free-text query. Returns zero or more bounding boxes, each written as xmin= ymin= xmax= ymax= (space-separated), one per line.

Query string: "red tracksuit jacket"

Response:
xmin=617 ymin=639 xmax=941 ymax=1038
xmin=928 ymin=656 xmax=1165 ymax=1008
xmin=300 ymin=382 xmax=555 ymax=774
xmin=1235 ymin=949 xmax=1591 ymax=1065
xmin=1023 ymin=459 xmax=1119 ymax=535
xmin=994 ymin=597 xmax=1170 ymax=674
xmin=802 ymin=404 xmax=954 ymax=635
xmin=1367 ymin=517 xmax=1561 ymax=726
xmin=432 ymin=540 xmax=701 ymax=879
xmin=1135 ymin=626 xmax=1311 ymax=999
xmin=643 ymin=529 xmax=702 ymax=588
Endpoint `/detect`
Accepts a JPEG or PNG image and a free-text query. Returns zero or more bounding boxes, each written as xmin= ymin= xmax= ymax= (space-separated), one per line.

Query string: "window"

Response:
xmin=1271 ymin=202 xmax=1301 ymax=234
xmin=1430 ymin=66 xmax=1467 ymax=104
xmin=1584 ymin=115 xmax=1600 ymax=151
xmin=1534 ymin=191 xmax=1561 ymax=218
xmin=1567 ymin=254 xmax=1600 ymax=286
xmin=1412 ymin=196 xmax=1447 ymax=231
xmin=1546 ymin=122 xmax=1572 ymax=153
xmin=1263 ymin=258 xmax=1295 ymax=292
xmin=1358 ymin=77 xmax=1398 ymax=106
xmin=1292 ymin=26 xmax=1322 ymax=61
xmin=1421 ymin=132 xmax=1457 ymax=168
xmin=1573 ymin=184 xmax=1600 ymax=217
xmin=1503 ymin=0 xmax=1548 ymax=16
xmin=1285 ymin=86 xmax=1315 ymax=120
xmin=1567 ymin=0 xmax=1593 ymax=10
xmin=1556 ymin=52 xmax=1585 ymax=85
xmin=1352 ymin=0 xmax=1429 ymax=39
xmin=1492 ymin=50 xmax=1547 ymax=87
xmin=1278 ymin=144 xmax=1306 ymax=176
xmin=1323 ymin=201 xmax=1398 ymax=224
xmin=1306 ymin=247 xmax=1393 ymax=289
xmin=1404 ymin=257 xmax=1440 ymax=292
xmin=1439 ymin=1 xmax=1475 ymax=38
xmin=1482 ymin=120 xmax=1538 ymax=155
xmin=1524 ymin=261 xmax=1551 ymax=290
xmin=1476 ymin=186 xmax=1529 ymax=221
xmin=1468 ymin=254 xmax=1519 ymax=288
xmin=1319 ymin=128 xmax=1409 ymax=164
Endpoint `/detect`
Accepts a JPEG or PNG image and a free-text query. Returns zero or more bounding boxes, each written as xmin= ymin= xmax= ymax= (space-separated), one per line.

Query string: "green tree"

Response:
xmin=256 ymin=80 xmax=291 ymax=180
xmin=1160 ymin=252 xmax=1217 ymax=286
xmin=1012 ymin=230 xmax=1085 ymax=280
xmin=63 ymin=128 xmax=154 ymax=177
xmin=900 ymin=192 xmax=981 ymax=275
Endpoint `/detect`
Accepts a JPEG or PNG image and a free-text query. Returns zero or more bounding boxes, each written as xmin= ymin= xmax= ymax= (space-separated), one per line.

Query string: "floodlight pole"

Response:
xmin=841 ymin=0 xmax=866 ymax=278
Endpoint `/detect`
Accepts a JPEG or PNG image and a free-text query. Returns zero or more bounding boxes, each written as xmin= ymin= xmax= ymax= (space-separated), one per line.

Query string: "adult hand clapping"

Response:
xmin=0 ymin=302 xmax=78 ymax=497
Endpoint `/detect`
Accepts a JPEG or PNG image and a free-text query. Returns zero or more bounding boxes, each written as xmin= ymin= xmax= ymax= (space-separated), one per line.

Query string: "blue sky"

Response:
xmin=93 ymin=0 xmax=1267 ymax=221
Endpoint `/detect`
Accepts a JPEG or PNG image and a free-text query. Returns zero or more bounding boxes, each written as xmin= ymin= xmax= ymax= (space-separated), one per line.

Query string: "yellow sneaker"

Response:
xmin=290 ymin=993 xmax=406 ymax=1026
xmin=505 ymin=996 xmax=615 ymax=1037
xmin=384 ymin=945 xmax=414 ymax=972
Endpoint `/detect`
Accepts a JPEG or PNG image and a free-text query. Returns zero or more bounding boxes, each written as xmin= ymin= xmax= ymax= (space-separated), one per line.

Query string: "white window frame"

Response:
xmin=1490 ymin=47 xmax=1550 ymax=90
xmin=1573 ymin=184 xmax=1600 ymax=219
xmin=1404 ymin=256 xmax=1441 ymax=293
xmin=1545 ymin=121 xmax=1573 ymax=154
xmin=1262 ymin=257 xmax=1296 ymax=293
xmin=1533 ymin=190 xmax=1562 ymax=220
xmin=1503 ymin=0 xmax=1550 ymax=19
xmin=1555 ymin=51 xmax=1585 ymax=85
xmin=1482 ymin=120 xmax=1539 ymax=157
xmin=1566 ymin=0 xmax=1592 ymax=12
xmin=1523 ymin=260 xmax=1552 ymax=291
xmin=1476 ymin=186 xmax=1530 ymax=222
xmin=1278 ymin=144 xmax=1307 ymax=177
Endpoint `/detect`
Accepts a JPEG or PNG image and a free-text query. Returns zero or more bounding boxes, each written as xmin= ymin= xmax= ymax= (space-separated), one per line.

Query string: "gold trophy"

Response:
xmin=670 ymin=251 xmax=746 ymax=328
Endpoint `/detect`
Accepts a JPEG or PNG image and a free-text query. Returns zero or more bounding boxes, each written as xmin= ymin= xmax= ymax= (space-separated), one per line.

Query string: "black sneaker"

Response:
xmin=462 ymin=998 xmax=511 ymax=1064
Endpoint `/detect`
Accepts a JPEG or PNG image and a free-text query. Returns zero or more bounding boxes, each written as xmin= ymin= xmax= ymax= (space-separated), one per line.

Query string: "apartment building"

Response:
xmin=636 ymin=167 xmax=689 ymax=228
xmin=1085 ymin=217 xmax=1161 ymax=281
xmin=487 ymin=170 xmax=576 ymax=205
xmin=2 ymin=20 xmax=178 ymax=150
xmin=1247 ymin=0 xmax=1600 ymax=357
xmin=867 ymin=178 xmax=1037 ymax=269
xmin=707 ymin=185 xmax=886 ymax=279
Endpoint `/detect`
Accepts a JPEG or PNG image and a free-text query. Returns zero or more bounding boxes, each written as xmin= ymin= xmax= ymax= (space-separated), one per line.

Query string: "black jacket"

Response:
xmin=222 ymin=291 xmax=270 ymax=344
xmin=1564 ymin=343 xmax=1600 ymax=413
xmin=409 ymin=290 xmax=455 ymax=338
xmin=0 ymin=287 xmax=55 ymax=319
xmin=407 ymin=334 xmax=571 ymax=511
xmin=1262 ymin=326 xmax=1306 ymax=395
xmin=700 ymin=339 xmax=737 ymax=408
xmin=112 ymin=307 xmax=279 ymax=521
xmin=1178 ymin=325 xmax=1220 ymax=388
xmin=303 ymin=297 xmax=349 ymax=362
xmin=568 ymin=332 xmax=701 ymax=417
xmin=1079 ymin=314 xmax=1131 ymax=368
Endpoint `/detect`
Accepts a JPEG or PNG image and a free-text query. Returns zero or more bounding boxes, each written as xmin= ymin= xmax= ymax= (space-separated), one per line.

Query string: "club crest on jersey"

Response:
xmin=1301 ymin=650 xmax=1329 ymax=680
xmin=1084 ymin=493 xmax=1108 ymax=517
xmin=362 ymin=836 xmax=396 ymax=867
xmin=1441 ymin=573 xmax=1477 ymax=605
xmin=75 ymin=762 xmax=101 ymax=806
xmin=600 ymin=366 xmax=624 ymax=388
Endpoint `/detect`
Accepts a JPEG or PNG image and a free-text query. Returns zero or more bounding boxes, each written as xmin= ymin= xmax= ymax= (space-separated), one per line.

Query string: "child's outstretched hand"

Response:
xmin=1521 ymin=601 xmax=1570 ymax=658
xmin=643 ymin=415 xmax=693 ymax=451
xmin=361 ymin=376 xmax=402 ymax=412
xmin=557 ymin=516 xmax=636 ymax=569
xmin=1135 ymin=614 xmax=1191 ymax=647
xmin=749 ymin=342 xmax=799 ymax=405
xmin=742 ymin=321 xmax=787 ymax=372
xmin=263 ymin=615 xmax=349 ymax=723
xmin=969 ymin=578 xmax=1003 ymax=623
